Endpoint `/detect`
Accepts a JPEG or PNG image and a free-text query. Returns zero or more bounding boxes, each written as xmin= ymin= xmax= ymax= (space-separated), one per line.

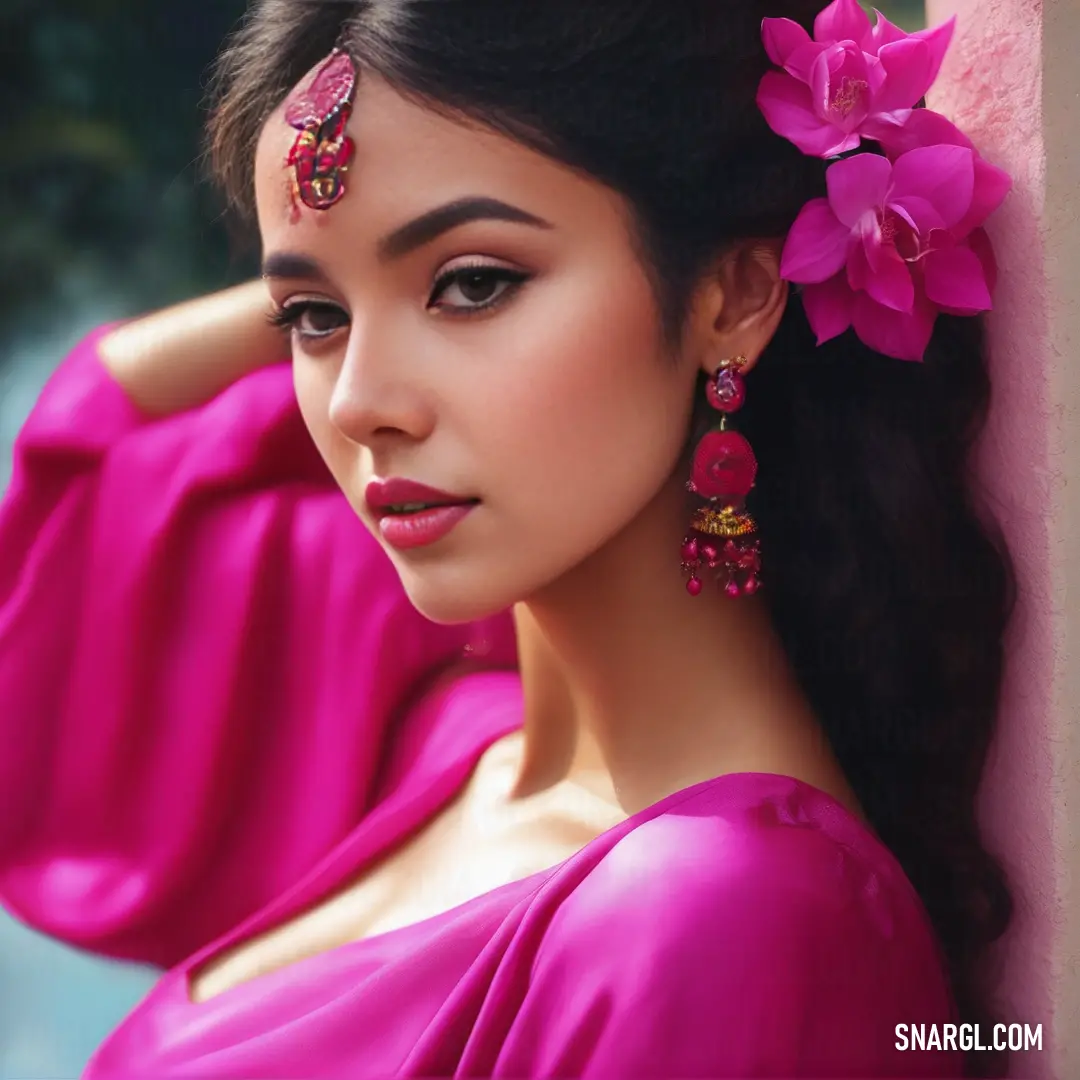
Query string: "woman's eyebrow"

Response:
xmin=375 ymin=196 xmax=554 ymax=262
xmin=261 ymin=253 xmax=332 ymax=283
xmin=261 ymin=195 xmax=554 ymax=281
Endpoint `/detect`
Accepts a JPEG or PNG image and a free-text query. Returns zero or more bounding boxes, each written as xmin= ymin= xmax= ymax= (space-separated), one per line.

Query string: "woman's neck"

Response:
xmin=508 ymin=475 xmax=859 ymax=818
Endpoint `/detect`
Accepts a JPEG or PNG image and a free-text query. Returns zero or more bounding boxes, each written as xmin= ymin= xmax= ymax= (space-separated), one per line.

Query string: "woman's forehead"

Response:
xmin=255 ymin=78 xmax=507 ymax=217
xmin=253 ymin=77 xmax=618 ymax=242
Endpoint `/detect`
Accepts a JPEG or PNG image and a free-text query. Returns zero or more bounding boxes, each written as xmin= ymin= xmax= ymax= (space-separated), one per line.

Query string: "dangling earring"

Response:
xmin=680 ymin=356 xmax=762 ymax=598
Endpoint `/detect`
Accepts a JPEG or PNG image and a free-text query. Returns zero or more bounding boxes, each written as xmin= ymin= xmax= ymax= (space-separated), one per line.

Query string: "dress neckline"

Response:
xmin=180 ymin=676 xmax=882 ymax=1008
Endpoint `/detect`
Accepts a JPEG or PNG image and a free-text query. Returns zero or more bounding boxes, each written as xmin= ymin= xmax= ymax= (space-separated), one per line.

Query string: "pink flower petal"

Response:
xmin=848 ymin=233 xmax=915 ymax=312
xmin=800 ymin=275 xmax=855 ymax=344
xmin=859 ymin=216 xmax=888 ymax=272
xmin=847 ymin=233 xmax=872 ymax=291
xmin=866 ymin=11 xmax=910 ymax=54
xmin=826 ymin=152 xmax=892 ymax=227
xmin=785 ymin=41 xmax=827 ymax=83
xmin=852 ymin=291 xmax=937 ymax=360
xmin=953 ymin=157 xmax=1012 ymax=235
xmin=828 ymin=131 xmax=864 ymax=156
xmin=890 ymin=144 xmax=975 ymax=229
xmin=889 ymin=195 xmax=945 ymax=236
xmin=923 ymin=245 xmax=993 ymax=312
xmin=781 ymin=199 xmax=851 ymax=283
xmin=809 ymin=48 xmax=835 ymax=115
xmin=811 ymin=44 xmax=871 ymax=130
xmin=866 ymin=54 xmax=887 ymax=94
xmin=936 ymin=233 xmax=998 ymax=314
xmin=757 ymin=71 xmax=862 ymax=157
xmin=763 ymin=17 xmax=812 ymax=68
xmin=912 ymin=16 xmax=956 ymax=87
xmin=875 ymin=38 xmax=935 ymax=112
xmin=967 ymin=228 xmax=999 ymax=297
xmin=814 ymin=0 xmax=873 ymax=45
xmin=863 ymin=246 xmax=916 ymax=311
xmin=876 ymin=107 xmax=972 ymax=158
xmin=862 ymin=110 xmax=915 ymax=142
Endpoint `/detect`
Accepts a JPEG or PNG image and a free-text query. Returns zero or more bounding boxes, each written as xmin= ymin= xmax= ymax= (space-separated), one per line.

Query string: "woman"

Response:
xmin=0 ymin=0 xmax=1014 ymax=1076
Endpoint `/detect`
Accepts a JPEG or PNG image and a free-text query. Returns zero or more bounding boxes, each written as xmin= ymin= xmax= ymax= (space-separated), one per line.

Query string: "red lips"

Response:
xmin=364 ymin=478 xmax=477 ymax=517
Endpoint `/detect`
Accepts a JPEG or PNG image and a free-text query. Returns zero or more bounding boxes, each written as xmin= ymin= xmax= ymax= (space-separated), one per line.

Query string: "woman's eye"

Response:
xmin=269 ymin=302 xmax=349 ymax=340
xmin=429 ymin=266 xmax=530 ymax=315
xmin=268 ymin=266 xmax=529 ymax=339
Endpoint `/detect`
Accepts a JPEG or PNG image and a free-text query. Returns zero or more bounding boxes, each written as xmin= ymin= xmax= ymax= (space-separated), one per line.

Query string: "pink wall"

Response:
xmin=926 ymin=0 xmax=1080 ymax=1076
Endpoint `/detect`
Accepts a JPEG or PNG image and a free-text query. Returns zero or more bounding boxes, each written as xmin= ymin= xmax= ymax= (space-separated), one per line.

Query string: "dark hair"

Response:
xmin=206 ymin=2 xmax=1015 ymax=1074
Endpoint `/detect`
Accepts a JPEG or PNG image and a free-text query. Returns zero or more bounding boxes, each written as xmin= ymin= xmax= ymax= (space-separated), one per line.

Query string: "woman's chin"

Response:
xmin=396 ymin=569 xmax=517 ymax=626
xmin=390 ymin=536 xmax=586 ymax=626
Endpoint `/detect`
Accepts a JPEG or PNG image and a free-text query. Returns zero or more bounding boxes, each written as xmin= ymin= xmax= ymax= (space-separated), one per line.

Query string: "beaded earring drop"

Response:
xmin=680 ymin=357 xmax=762 ymax=597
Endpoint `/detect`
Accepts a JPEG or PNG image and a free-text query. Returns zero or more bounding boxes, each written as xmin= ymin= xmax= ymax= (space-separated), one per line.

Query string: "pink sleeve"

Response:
xmin=491 ymin=828 xmax=965 ymax=1078
xmin=0 ymin=324 xmax=515 ymax=969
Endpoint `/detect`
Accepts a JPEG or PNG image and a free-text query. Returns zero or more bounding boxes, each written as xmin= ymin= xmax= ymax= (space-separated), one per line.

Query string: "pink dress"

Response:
xmin=0 ymin=325 xmax=964 ymax=1078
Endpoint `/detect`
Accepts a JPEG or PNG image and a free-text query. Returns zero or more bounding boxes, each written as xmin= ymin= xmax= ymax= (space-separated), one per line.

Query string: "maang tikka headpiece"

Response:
xmin=283 ymin=47 xmax=359 ymax=221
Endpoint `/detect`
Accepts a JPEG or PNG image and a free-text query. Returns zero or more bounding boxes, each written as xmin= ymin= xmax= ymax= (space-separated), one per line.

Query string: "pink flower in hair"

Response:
xmin=781 ymin=143 xmax=1011 ymax=361
xmin=757 ymin=0 xmax=956 ymax=157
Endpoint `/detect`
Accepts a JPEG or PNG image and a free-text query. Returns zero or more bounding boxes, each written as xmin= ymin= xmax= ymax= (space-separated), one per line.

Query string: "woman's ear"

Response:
xmin=688 ymin=240 xmax=789 ymax=376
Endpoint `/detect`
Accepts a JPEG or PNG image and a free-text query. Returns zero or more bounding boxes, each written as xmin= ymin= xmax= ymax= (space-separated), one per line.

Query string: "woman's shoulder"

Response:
xmin=633 ymin=769 xmax=914 ymax=907
xmin=503 ymin=773 xmax=959 ymax=1077
xmin=539 ymin=770 xmax=950 ymax=1002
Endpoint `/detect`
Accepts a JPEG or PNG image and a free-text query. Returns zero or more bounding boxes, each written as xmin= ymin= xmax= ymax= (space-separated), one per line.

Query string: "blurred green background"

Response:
xmin=0 ymin=1 xmax=927 ymax=1076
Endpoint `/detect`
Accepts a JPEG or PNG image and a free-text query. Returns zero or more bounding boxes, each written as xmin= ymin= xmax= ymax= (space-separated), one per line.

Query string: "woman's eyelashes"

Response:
xmin=267 ymin=263 xmax=533 ymax=343
xmin=428 ymin=263 xmax=531 ymax=316
xmin=267 ymin=301 xmax=348 ymax=340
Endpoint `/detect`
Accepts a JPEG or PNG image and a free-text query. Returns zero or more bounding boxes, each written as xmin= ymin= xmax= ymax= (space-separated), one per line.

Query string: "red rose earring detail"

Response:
xmin=680 ymin=356 xmax=762 ymax=597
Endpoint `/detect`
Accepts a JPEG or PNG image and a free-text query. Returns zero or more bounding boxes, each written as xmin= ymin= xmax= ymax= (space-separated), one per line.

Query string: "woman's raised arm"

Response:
xmin=96 ymin=280 xmax=287 ymax=417
xmin=0 ymin=295 xmax=509 ymax=969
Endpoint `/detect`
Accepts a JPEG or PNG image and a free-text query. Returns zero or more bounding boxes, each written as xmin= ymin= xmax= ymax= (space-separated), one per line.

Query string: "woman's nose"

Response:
xmin=327 ymin=332 xmax=436 ymax=446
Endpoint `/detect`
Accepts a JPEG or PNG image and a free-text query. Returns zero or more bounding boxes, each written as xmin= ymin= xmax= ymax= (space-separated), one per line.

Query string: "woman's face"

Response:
xmin=255 ymin=72 xmax=700 ymax=623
